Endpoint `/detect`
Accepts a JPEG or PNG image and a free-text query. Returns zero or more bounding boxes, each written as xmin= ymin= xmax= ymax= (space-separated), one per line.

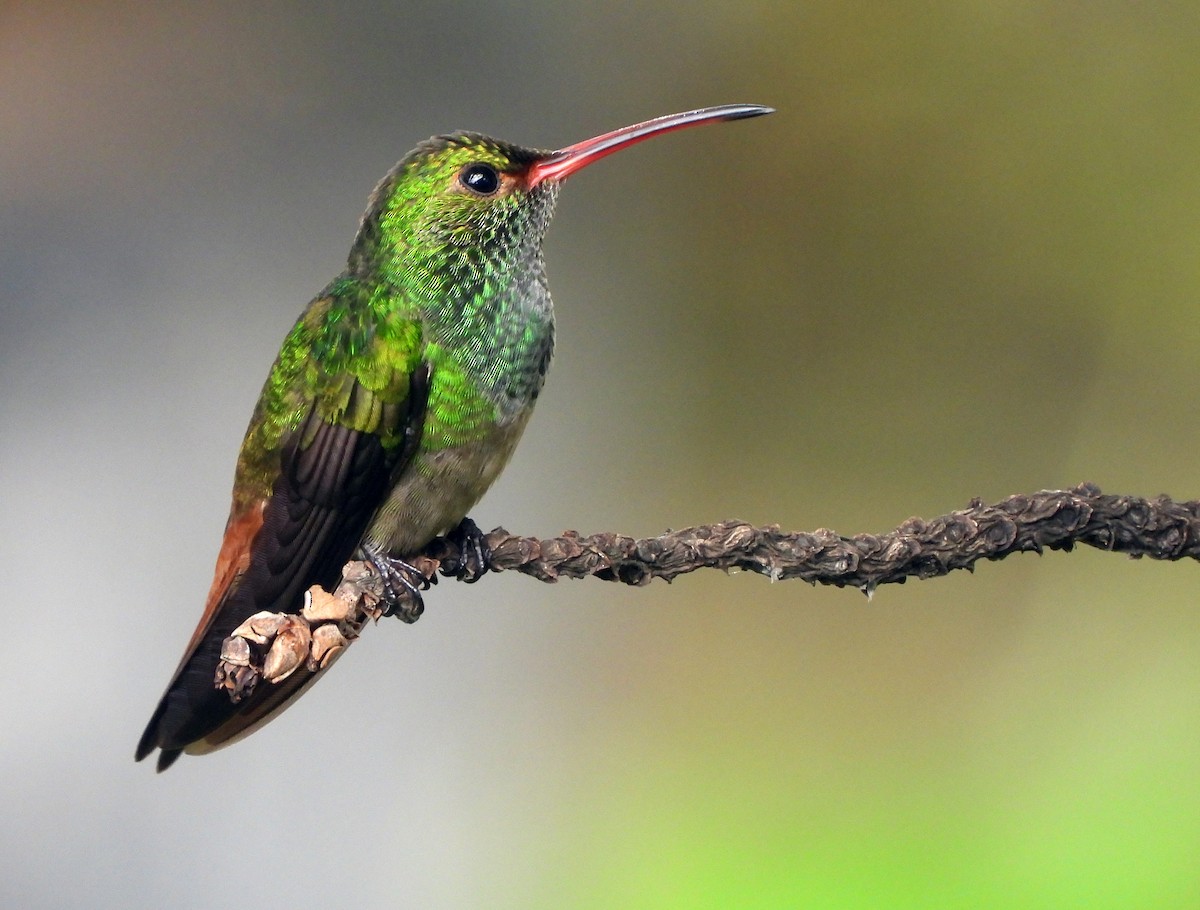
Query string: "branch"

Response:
xmin=216 ymin=483 xmax=1200 ymax=697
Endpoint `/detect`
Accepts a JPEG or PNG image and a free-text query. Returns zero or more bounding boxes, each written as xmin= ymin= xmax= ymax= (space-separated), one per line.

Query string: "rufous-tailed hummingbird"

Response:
xmin=136 ymin=103 xmax=773 ymax=771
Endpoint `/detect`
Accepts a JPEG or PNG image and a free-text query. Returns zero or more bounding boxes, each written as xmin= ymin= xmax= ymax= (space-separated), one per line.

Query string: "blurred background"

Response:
xmin=4 ymin=1 xmax=1200 ymax=907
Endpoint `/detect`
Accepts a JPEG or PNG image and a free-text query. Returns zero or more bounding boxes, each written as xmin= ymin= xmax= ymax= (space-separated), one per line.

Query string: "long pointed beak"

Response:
xmin=526 ymin=103 xmax=773 ymax=187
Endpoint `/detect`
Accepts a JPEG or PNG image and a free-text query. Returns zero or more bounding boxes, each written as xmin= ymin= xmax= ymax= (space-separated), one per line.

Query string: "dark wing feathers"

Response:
xmin=138 ymin=368 xmax=430 ymax=770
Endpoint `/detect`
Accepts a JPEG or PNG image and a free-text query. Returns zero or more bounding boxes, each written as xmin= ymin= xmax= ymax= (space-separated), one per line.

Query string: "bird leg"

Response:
xmin=359 ymin=542 xmax=433 ymax=623
xmin=357 ymin=517 xmax=489 ymax=622
xmin=440 ymin=516 xmax=491 ymax=583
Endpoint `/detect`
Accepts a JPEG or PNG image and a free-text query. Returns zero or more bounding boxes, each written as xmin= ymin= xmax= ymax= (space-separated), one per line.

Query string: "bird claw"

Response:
xmin=441 ymin=517 xmax=490 ymax=583
xmin=357 ymin=517 xmax=489 ymax=622
xmin=360 ymin=544 xmax=431 ymax=623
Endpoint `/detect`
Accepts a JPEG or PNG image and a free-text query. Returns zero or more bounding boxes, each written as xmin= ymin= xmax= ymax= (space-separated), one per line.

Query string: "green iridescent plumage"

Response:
xmin=235 ymin=134 xmax=558 ymax=529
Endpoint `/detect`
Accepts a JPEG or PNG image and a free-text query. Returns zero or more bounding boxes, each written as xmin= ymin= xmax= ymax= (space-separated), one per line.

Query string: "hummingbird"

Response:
xmin=136 ymin=103 xmax=773 ymax=772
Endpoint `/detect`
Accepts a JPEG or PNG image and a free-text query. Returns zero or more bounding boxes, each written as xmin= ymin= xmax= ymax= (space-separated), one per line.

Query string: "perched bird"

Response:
xmin=136 ymin=103 xmax=773 ymax=771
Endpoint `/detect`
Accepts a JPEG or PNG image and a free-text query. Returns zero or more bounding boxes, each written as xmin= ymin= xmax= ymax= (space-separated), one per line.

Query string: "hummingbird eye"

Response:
xmin=460 ymin=163 xmax=501 ymax=196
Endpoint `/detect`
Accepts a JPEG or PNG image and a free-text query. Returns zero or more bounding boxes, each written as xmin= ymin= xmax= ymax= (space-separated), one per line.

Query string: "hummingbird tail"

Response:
xmin=135 ymin=408 xmax=405 ymax=770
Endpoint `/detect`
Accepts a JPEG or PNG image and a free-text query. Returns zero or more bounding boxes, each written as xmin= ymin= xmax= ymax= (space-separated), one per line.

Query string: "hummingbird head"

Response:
xmin=348 ymin=103 xmax=774 ymax=288
xmin=347 ymin=103 xmax=772 ymax=414
xmin=350 ymin=133 xmax=556 ymax=287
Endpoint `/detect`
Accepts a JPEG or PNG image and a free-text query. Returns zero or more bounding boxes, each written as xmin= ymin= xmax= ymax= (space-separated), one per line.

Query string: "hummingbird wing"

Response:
xmin=136 ymin=363 xmax=431 ymax=772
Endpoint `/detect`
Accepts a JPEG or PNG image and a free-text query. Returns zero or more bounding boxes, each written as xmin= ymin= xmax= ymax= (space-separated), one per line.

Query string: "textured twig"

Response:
xmin=216 ymin=483 xmax=1200 ymax=697
xmin=448 ymin=482 xmax=1200 ymax=589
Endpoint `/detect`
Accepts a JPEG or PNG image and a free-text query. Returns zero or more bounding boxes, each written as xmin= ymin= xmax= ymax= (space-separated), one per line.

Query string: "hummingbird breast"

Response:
xmin=365 ymin=253 xmax=555 ymax=556
xmin=363 ymin=410 xmax=533 ymax=556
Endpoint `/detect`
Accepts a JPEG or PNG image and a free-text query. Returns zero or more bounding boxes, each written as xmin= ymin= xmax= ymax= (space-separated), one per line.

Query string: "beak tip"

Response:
xmin=729 ymin=104 xmax=775 ymax=120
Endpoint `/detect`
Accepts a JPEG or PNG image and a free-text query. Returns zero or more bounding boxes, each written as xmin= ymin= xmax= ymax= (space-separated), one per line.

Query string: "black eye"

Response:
xmin=461 ymin=163 xmax=500 ymax=195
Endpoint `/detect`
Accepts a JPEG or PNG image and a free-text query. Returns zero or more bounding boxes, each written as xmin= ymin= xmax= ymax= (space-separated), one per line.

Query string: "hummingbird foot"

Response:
xmin=442 ymin=516 xmax=490 ymax=583
xmin=359 ymin=543 xmax=432 ymax=623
